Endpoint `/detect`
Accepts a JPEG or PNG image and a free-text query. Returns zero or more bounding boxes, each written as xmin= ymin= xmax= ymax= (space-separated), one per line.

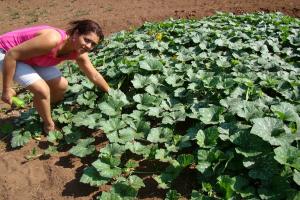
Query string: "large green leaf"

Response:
xmin=243 ymin=154 xmax=281 ymax=180
xmin=47 ymin=130 xmax=63 ymax=143
xmin=220 ymin=98 xmax=267 ymax=120
xmin=72 ymin=111 xmax=102 ymax=129
xmin=69 ymin=138 xmax=96 ymax=157
xmin=230 ymin=130 xmax=272 ymax=157
xmin=293 ymin=170 xmax=300 ymax=186
xmin=11 ymin=130 xmax=31 ymax=148
xmin=197 ymin=106 xmax=225 ymax=124
xmin=80 ymin=167 xmax=110 ymax=187
xmin=139 ymin=58 xmax=163 ymax=71
xmin=274 ymin=145 xmax=300 ymax=170
xmin=250 ymin=117 xmax=295 ymax=146
xmin=92 ymin=159 xmax=122 ymax=178
xmin=97 ymin=192 xmax=122 ymax=200
xmin=99 ymin=89 xmax=129 ymax=116
xmin=126 ymin=141 xmax=152 ymax=157
xmin=99 ymin=117 xmax=126 ymax=134
xmin=196 ymin=126 xmax=220 ymax=148
xmin=147 ymin=127 xmax=173 ymax=143
xmin=131 ymin=74 xmax=159 ymax=88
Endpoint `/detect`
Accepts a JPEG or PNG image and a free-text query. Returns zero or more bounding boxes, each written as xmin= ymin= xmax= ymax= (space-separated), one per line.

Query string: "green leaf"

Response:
xmin=68 ymin=83 xmax=83 ymax=93
xmin=271 ymin=102 xmax=300 ymax=134
xmin=98 ymin=101 xmax=120 ymax=116
xmin=131 ymin=74 xmax=159 ymax=89
xmin=139 ymin=58 xmax=163 ymax=71
xmin=118 ymin=127 xmax=136 ymax=143
xmin=155 ymin=149 xmax=174 ymax=163
xmin=258 ymin=175 xmax=291 ymax=200
xmin=230 ymin=130 xmax=271 ymax=157
xmin=92 ymin=159 xmax=122 ymax=178
xmin=288 ymin=191 xmax=300 ymax=200
xmin=72 ymin=112 xmax=102 ymax=129
xmin=44 ymin=145 xmax=58 ymax=155
xmin=47 ymin=130 xmax=63 ymax=143
xmin=250 ymin=117 xmax=295 ymax=146
xmin=69 ymin=138 xmax=96 ymax=157
xmin=274 ymin=145 xmax=300 ymax=170
xmin=217 ymin=175 xmax=250 ymax=199
xmin=197 ymin=106 xmax=224 ymax=124
xmin=154 ymin=164 xmax=182 ymax=189
xmin=127 ymin=175 xmax=145 ymax=190
xmin=100 ymin=143 xmax=126 ymax=157
xmin=99 ymin=117 xmax=126 ymax=134
xmin=177 ymin=154 xmax=194 ymax=167
xmin=293 ymin=170 xmax=300 ymax=186
xmin=99 ymin=89 xmax=129 ymax=116
xmin=80 ymin=167 xmax=110 ymax=187
xmin=147 ymin=127 xmax=173 ymax=143
xmin=11 ymin=130 xmax=31 ymax=148
xmin=191 ymin=190 xmax=212 ymax=200
xmin=196 ymin=149 xmax=211 ymax=173
xmin=133 ymin=93 xmax=161 ymax=108
xmin=62 ymin=125 xmax=83 ymax=144
xmin=220 ymin=98 xmax=267 ymax=120
xmin=244 ymin=154 xmax=281 ymax=180
xmin=196 ymin=126 xmax=219 ymax=148
xmin=97 ymin=192 xmax=122 ymax=200
xmin=215 ymin=38 xmax=225 ymax=46
xmin=217 ymin=175 xmax=235 ymax=199
xmin=165 ymin=190 xmax=181 ymax=200
xmin=111 ymin=182 xmax=138 ymax=199
xmin=76 ymin=91 xmax=97 ymax=108
xmin=125 ymin=160 xmax=139 ymax=169
xmin=126 ymin=141 xmax=151 ymax=157
xmin=165 ymin=74 xmax=184 ymax=87
xmin=271 ymin=102 xmax=300 ymax=122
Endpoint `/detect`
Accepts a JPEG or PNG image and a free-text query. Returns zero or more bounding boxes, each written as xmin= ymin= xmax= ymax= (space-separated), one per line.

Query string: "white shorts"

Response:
xmin=0 ymin=49 xmax=62 ymax=87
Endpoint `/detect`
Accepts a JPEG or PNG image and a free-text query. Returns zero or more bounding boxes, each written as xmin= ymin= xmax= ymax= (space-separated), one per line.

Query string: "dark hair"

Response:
xmin=67 ymin=19 xmax=104 ymax=42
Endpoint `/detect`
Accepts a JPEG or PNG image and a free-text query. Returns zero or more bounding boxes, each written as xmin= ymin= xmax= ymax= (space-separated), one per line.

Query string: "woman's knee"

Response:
xmin=61 ymin=77 xmax=69 ymax=92
xmin=47 ymin=77 xmax=68 ymax=93
xmin=27 ymin=80 xmax=51 ymax=99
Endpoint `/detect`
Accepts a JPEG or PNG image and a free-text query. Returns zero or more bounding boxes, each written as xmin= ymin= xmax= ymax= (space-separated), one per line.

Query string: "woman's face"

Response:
xmin=73 ymin=31 xmax=100 ymax=54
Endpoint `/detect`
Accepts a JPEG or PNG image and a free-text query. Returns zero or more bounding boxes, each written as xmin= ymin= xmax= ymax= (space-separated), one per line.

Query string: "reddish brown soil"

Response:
xmin=0 ymin=0 xmax=300 ymax=200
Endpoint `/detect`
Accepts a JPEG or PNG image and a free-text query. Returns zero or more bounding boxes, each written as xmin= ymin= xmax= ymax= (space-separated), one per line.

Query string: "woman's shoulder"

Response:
xmin=36 ymin=27 xmax=66 ymax=43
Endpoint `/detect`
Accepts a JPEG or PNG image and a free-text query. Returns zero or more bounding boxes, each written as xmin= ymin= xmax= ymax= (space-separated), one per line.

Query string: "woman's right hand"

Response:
xmin=1 ymin=88 xmax=16 ymax=105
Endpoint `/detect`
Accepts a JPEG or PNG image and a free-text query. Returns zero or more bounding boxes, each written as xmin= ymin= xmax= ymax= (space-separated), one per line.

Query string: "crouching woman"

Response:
xmin=0 ymin=19 xmax=110 ymax=133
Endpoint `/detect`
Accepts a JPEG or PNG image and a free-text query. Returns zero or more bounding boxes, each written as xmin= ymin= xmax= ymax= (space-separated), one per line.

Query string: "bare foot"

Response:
xmin=43 ymin=123 xmax=56 ymax=134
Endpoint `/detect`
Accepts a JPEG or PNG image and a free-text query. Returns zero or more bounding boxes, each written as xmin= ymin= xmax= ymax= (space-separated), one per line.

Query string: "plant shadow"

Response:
xmin=62 ymin=165 xmax=99 ymax=198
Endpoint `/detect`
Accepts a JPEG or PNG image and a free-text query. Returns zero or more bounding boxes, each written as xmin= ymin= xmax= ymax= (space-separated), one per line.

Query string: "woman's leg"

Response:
xmin=26 ymin=79 xmax=55 ymax=131
xmin=34 ymin=66 xmax=68 ymax=104
xmin=13 ymin=64 xmax=63 ymax=133
xmin=46 ymin=77 xmax=68 ymax=104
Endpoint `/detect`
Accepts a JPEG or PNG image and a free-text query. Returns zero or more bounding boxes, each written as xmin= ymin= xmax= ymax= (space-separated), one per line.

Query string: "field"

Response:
xmin=1 ymin=1 xmax=300 ymax=200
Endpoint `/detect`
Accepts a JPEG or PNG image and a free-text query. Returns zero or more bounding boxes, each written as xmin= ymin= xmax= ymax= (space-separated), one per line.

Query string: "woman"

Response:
xmin=0 ymin=20 xmax=110 ymax=133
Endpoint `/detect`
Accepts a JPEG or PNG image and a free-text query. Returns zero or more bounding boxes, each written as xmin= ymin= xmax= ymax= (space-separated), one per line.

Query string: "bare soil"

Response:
xmin=0 ymin=0 xmax=300 ymax=200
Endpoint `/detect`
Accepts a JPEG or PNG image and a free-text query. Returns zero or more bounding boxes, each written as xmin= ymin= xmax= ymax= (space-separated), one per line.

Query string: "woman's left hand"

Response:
xmin=76 ymin=53 xmax=110 ymax=93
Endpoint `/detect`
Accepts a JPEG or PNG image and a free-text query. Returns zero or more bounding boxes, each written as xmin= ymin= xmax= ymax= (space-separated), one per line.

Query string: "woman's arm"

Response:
xmin=76 ymin=53 xmax=110 ymax=93
xmin=1 ymin=29 xmax=61 ymax=104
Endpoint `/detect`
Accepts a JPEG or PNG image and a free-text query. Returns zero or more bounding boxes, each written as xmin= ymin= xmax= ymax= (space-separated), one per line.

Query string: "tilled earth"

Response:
xmin=0 ymin=0 xmax=300 ymax=199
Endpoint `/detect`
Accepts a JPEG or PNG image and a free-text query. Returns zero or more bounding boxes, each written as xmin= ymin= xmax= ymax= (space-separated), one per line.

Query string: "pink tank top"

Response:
xmin=0 ymin=25 xmax=78 ymax=67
